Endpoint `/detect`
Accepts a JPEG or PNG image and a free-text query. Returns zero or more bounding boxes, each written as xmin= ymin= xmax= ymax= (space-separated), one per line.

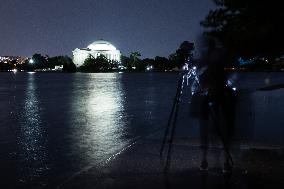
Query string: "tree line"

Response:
xmin=77 ymin=41 xmax=194 ymax=72
xmin=119 ymin=41 xmax=194 ymax=72
xmin=0 ymin=54 xmax=77 ymax=72
xmin=0 ymin=40 xmax=194 ymax=73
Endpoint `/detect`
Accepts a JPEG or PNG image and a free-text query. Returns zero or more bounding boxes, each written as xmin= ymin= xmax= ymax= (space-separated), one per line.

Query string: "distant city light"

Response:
xmin=0 ymin=56 xmax=28 ymax=64
xmin=29 ymin=59 xmax=34 ymax=64
xmin=146 ymin=65 xmax=153 ymax=71
xmin=12 ymin=69 xmax=17 ymax=73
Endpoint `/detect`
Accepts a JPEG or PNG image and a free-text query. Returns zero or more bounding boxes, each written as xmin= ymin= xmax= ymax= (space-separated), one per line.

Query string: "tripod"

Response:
xmin=159 ymin=73 xmax=186 ymax=172
xmin=159 ymin=67 xmax=234 ymax=172
xmin=159 ymin=67 xmax=199 ymax=172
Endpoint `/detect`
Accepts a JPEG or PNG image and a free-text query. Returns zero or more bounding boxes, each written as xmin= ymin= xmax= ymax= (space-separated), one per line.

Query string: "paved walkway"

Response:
xmin=59 ymin=132 xmax=284 ymax=189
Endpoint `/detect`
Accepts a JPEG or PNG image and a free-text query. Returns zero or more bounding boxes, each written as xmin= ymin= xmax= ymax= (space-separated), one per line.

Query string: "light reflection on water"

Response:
xmin=17 ymin=73 xmax=49 ymax=185
xmin=69 ymin=73 xmax=129 ymax=166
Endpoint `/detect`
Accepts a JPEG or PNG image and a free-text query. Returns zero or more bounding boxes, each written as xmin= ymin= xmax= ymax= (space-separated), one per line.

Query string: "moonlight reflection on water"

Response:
xmin=69 ymin=74 xmax=129 ymax=166
xmin=18 ymin=73 xmax=49 ymax=185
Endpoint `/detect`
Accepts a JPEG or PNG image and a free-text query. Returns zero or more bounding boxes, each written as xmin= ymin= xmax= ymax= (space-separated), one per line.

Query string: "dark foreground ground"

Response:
xmin=58 ymin=132 xmax=284 ymax=189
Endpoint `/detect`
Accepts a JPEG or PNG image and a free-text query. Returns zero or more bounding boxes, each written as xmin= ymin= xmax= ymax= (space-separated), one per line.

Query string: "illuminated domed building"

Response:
xmin=72 ymin=40 xmax=121 ymax=67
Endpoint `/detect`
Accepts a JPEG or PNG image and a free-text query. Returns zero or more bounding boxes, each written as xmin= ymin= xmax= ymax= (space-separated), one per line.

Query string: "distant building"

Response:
xmin=54 ymin=65 xmax=63 ymax=71
xmin=72 ymin=40 xmax=121 ymax=67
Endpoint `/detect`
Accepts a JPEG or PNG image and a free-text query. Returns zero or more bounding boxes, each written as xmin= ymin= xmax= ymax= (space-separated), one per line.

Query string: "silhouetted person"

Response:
xmin=192 ymin=36 xmax=235 ymax=173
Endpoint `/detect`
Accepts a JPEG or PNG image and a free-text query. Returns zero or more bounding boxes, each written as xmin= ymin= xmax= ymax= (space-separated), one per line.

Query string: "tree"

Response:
xmin=153 ymin=56 xmax=169 ymax=71
xmin=201 ymin=0 xmax=284 ymax=61
xmin=31 ymin=53 xmax=48 ymax=69
xmin=169 ymin=41 xmax=195 ymax=69
xmin=120 ymin=55 xmax=131 ymax=70
xmin=47 ymin=56 xmax=76 ymax=72
xmin=79 ymin=54 xmax=110 ymax=72
xmin=0 ymin=61 xmax=13 ymax=71
xmin=109 ymin=60 xmax=120 ymax=70
xmin=141 ymin=58 xmax=155 ymax=71
xmin=177 ymin=41 xmax=195 ymax=62
xmin=80 ymin=55 xmax=95 ymax=72
xmin=130 ymin=52 xmax=141 ymax=69
xmin=61 ymin=56 xmax=77 ymax=72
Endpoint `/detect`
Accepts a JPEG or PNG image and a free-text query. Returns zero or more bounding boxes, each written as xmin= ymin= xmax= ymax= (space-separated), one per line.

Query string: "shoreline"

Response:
xmin=1 ymin=70 xmax=284 ymax=73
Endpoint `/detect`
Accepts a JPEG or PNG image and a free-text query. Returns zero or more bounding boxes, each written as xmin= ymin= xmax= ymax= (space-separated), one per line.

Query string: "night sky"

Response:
xmin=0 ymin=0 xmax=214 ymax=58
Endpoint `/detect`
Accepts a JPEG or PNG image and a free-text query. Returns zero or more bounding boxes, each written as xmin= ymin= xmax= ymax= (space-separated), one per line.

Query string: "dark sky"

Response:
xmin=0 ymin=0 xmax=214 ymax=58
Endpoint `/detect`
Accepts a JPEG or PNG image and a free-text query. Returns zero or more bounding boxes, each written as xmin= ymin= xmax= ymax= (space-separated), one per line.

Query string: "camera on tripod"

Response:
xmin=160 ymin=55 xmax=237 ymax=172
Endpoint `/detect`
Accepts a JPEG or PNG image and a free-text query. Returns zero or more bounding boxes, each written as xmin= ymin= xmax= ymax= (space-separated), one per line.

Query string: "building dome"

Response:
xmin=73 ymin=39 xmax=121 ymax=67
xmin=87 ymin=40 xmax=117 ymax=51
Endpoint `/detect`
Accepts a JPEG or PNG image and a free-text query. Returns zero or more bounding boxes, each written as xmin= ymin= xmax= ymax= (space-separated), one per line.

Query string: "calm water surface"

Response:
xmin=0 ymin=72 xmax=283 ymax=188
xmin=0 ymin=72 xmax=178 ymax=188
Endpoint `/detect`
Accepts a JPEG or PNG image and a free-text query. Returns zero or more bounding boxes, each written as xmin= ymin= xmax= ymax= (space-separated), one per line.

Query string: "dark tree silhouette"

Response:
xmin=121 ymin=55 xmax=131 ymax=70
xmin=169 ymin=41 xmax=195 ymax=69
xmin=153 ymin=56 xmax=168 ymax=71
xmin=80 ymin=54 xmax=115 ymax=72
xmin=130 ymin=52 xmax=141 ymax=69
xmin=48 ymin=56 xmax=77 ymax=72
xmin=177 ymin=41 xmax=195 ymax=61
xmin=31 ymin=53 xmax=48 ymax=69
xmin=201 ymin=0 xmax=284 ymax=61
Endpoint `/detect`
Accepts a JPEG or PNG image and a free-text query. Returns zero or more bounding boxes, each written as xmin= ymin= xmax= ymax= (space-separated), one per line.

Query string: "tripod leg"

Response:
xmin=164 ymin=100 xmax=181 ymax=172
xmin=160 ymin=100 xmax=177 ymax=157
xmin=160 ymin=76 xmax=184 ymax=157
xmin=209 ymin=103 xmax=234 ymax=166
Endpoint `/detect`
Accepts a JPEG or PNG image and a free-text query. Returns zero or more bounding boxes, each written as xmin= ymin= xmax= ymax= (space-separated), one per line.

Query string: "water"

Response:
xmin=0 ymin=72 xmax=179 ymax=188
xmin=0 ymin=72 xmax=283 ymax=188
